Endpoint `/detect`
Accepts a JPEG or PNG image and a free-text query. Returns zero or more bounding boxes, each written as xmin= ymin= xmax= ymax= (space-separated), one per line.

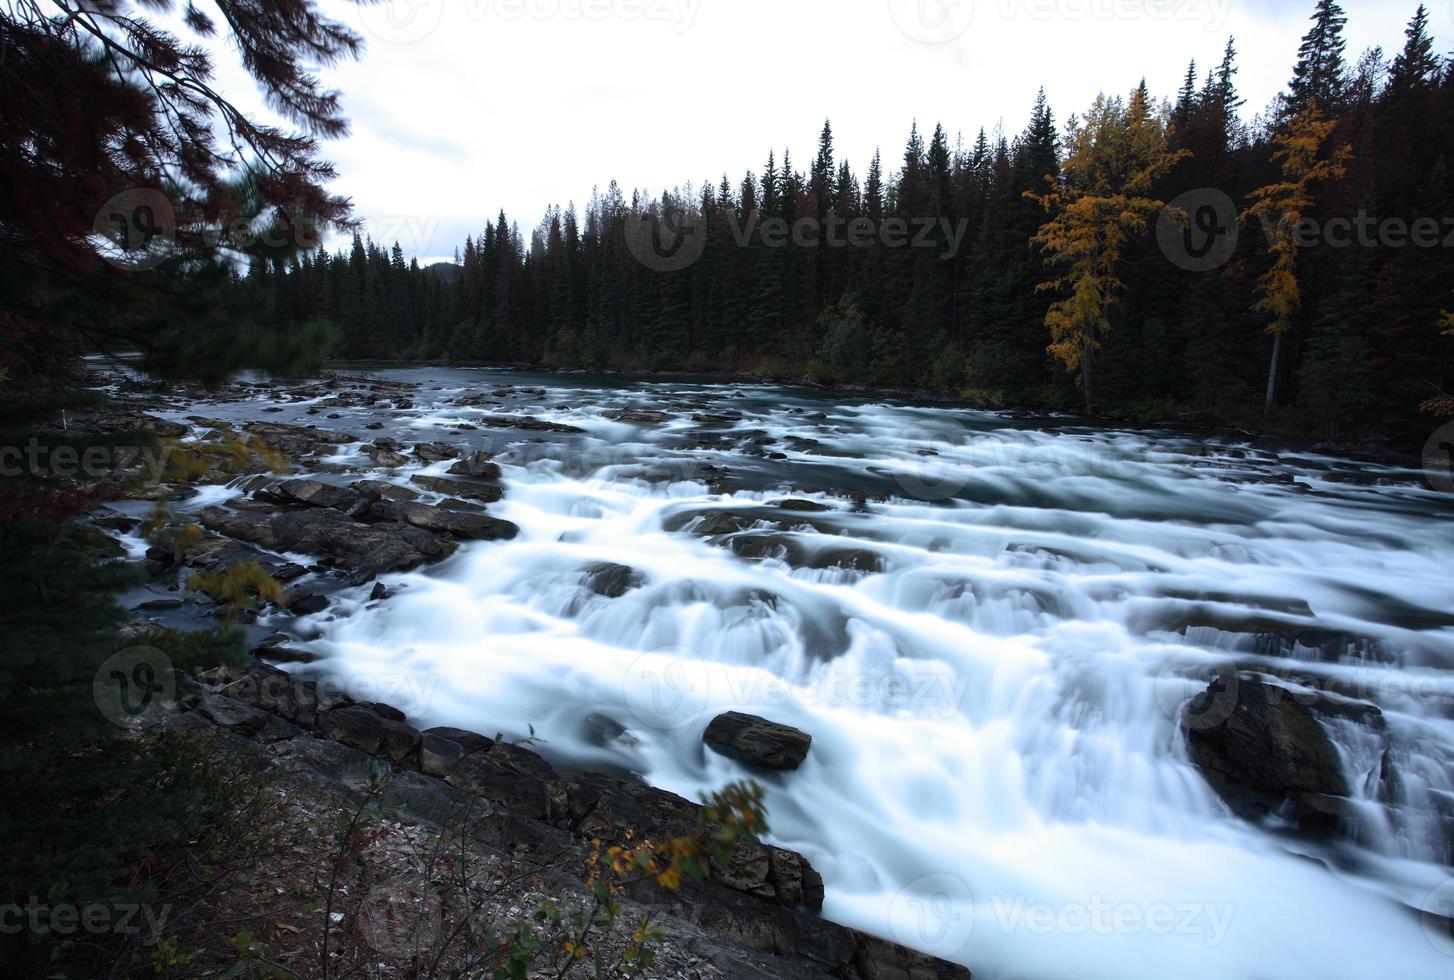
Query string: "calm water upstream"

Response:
xmin=155 ymin=366 xmax=1454 ymax=979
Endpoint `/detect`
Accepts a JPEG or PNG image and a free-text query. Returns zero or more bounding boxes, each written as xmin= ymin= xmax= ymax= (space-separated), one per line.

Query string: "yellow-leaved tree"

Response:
xmin=1241 ymin=100 xmax=1347 ymax=416
xmin=1030 ymin=82 xmax=1185 ymax=411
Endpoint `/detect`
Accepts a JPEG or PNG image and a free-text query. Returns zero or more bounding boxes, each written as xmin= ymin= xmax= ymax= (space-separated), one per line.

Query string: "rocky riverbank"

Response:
xmin=155 ymin=657 xmax=966 ymax=978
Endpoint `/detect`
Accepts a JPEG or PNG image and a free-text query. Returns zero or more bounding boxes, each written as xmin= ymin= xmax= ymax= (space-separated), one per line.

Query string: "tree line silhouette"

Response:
xmin=231 ymin=1 xmax=1453 ymax=443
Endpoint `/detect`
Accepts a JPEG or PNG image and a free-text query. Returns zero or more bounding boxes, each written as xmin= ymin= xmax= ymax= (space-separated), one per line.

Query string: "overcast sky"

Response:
xmin=228 ymin=0 xmax=1454 ymax=262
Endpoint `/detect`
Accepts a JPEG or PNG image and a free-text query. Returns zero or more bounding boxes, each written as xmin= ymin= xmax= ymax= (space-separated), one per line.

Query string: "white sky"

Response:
xmin=218 ymin=0 xmax=1454 ymax=261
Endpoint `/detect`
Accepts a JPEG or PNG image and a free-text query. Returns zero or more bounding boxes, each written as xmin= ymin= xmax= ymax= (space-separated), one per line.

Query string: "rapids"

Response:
xmin=170 ymin=367 xmax=1454 ymax=979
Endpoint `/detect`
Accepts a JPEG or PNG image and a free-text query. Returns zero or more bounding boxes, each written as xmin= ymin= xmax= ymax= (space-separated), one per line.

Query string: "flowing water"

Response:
xmin=161 ymin=367 xmax=1454 ymax=979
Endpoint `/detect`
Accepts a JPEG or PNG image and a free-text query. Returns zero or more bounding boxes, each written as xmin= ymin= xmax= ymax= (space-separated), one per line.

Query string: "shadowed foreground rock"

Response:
xmin=172 ymin=663 xmax=970 ymax=979
xmin=705 ymin=711 xmax=813 ymax=771
xmin=1180 ymin=673 xmax=1384 ymax=833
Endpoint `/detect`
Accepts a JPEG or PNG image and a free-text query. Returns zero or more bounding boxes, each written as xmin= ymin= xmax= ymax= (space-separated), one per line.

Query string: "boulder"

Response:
xmin=197 ymin=505 xmax=455 ymax=584
xmin=580 ymin=561 xmax=643 ymax=598
xmin=376 ymin=500 xmax=519 ymax=540
xmin=410 ymin=474 xmax=504 ymax=503
xmin=703 ymin=712 xmax=812 ymax=771
xmin=607 ymin=408 xmax=672 ymax=425
xmin=413 ymin=441 xmax=460 ymax=462
xmin=365 ymin=442 xmax=411 ymax=467
xmin=1181 ymin=674 xmax=1380 ymax=832
xmin=316 ymin=705 xmax=421 ymax=762
xmin=775 ymin=498 xmax=833 ymax=512
xmin=255 ymin=478 xmax=359 ymax=511
xmin=351 ymin=479 xmax=420 ymax=501
xmin=447 ymin=452 xmax=502 ymax=479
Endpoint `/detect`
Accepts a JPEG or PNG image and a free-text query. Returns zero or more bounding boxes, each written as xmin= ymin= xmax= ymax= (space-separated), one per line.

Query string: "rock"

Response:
xmin=409 ymin=474 xmax=504 ymax=503
xmin=1181 ymin=674 xmax=1377 ymax=831
xmin=193 ymin=694 xmax=301 ymax=742
xmin=422 ymin=726 xmax=497 ymax=754
xmin=288 ymin=592 xmax=330 ymax=615
xmin=368 ymin=446 xmax=411 ymax=468
xmin=703 ymin=712 xmax=812 ymax=771
xmin=175 ymin=663 xmax=969 ymax=978
xmin=369 ymin=581 xmax=389 ymax=601
xmin=255 ymin=478 xmax=359 ymax=510
xmin=809 ymin=547 xmax=885 ymax=573
xmin=316 ymin=705 xmax=420 ymax=762
xmin=418 ymin=732 xmax=467 ymax=776
xmin=775 ymin=498 xmax=832 ymax=512
xmin=447 ymin=452 xmax=502 ymax=479
xmin=274 ymin=735 xmax=376 ymax=790
xmin=243 ymin=421 xmax=354 ymax=454
xmin=351 ymin=479 xmax=420 ymax=501
xmin=197 ymin=505 xmax=455 ymax=584
xmin=607 ymin=408 xmax=672 ymax=424
xmin=135 ymin=597 xmax=184 ymax=610
xmin=476 ymin=414 xmax=585 ymax=434
xmin=253 ymin=643 xmax=318 ymax=664
xmin=376 ymin=500 xmax=520 ymax=540
xmin=580 ymin=561 xmax=643 ymax=598
xmin=444 ymin=743 xmax=560 ymax=819
xmin=413 ymin=441 xmax=460 ymax=462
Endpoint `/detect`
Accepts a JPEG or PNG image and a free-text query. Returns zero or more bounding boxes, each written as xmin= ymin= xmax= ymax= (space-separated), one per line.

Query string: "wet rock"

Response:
xmin=410 ymin=474 xmax=504 ymax=503
xmin=288 ymin=592 xmax=330 ymax=615
xmin=809 ymin=546 xmax=885 ymax=573
xmin=703 ymin=712 xmax=812 ymax=771
xmin=197 ymin=505 xmax=455 ymax=584
xmin=477 ymin=415 xmax=585 ymax=434
xmin=377 ymin=500 xmax=520 ymax=540
xmin=243 ymin=421 xmax=353 ymax=454
xmin=447 ymin=452 xmax=502 ymax=479
xmin=607 ymin=408 xmax=672 ymax=425
xmin=775 ymin=498 xmax=832 ymax=512
xmin=252 ymin=636 xmax=318 ymax=664
xmin=413 ymin=441 xmax=460 ymax=462
xmin=422 ymin=726 xmax=497 ymax=755
xmin=692 ymin=411 xmax=743 ymax=427
xmin=369 ymin=581 xmax=389 ymax=601
xmin=366 ymin=443 xmax=411 ymax=468
xmin=135 ymin=597 xmax=184 ymax=610
xmin=255 ymin=478 xmax=359 ymax=510
xmin=580 ymin=561 xmax=643 ymax=598
xmin=351 ymin=479 xmax=421 ymax=501
xmin=1181 ymin=674 xmax=1381 ymax=832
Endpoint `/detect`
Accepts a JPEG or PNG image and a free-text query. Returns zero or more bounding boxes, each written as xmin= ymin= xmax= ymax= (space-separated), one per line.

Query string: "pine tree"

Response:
xmin=1286 ymin=0 xmax=1349 ymax=119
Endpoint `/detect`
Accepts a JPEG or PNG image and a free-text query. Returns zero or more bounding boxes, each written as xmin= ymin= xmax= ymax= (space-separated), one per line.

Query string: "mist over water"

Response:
xmin=210 ymin=367 xmax=1454 ymax=979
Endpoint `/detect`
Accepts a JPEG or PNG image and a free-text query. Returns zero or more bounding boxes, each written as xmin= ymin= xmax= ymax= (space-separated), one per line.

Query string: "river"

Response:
xmin=144 ymin=365 xmax=1454 ymax=979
